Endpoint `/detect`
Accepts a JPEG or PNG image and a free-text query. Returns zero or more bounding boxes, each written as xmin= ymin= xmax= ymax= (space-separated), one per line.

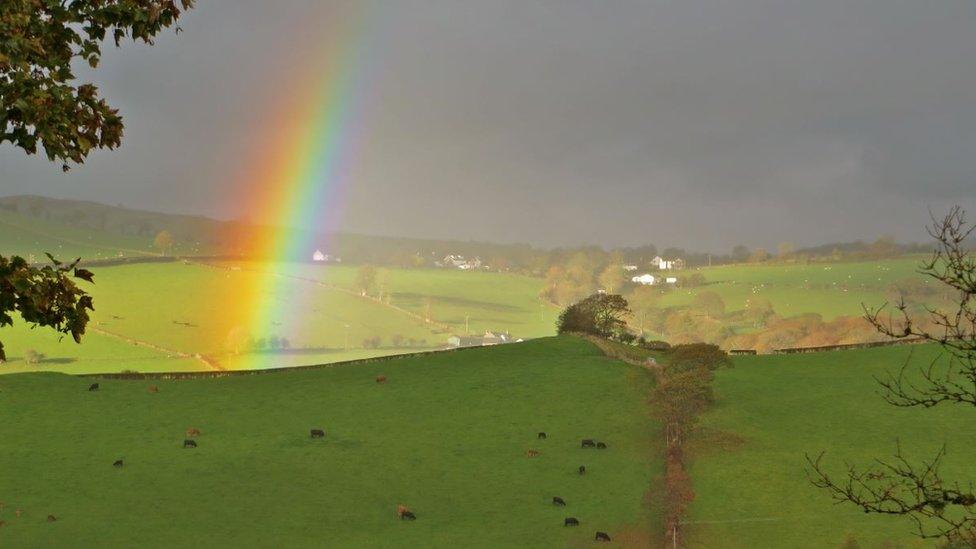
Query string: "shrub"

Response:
xmin=668 ymin=343 xmax=732 ymax=372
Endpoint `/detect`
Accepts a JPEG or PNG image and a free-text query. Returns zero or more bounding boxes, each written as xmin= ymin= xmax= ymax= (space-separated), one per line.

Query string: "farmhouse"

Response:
xmin=631 ymin=273 xmax=658 ymax=286
xmin=442 ymin=254 xmax=483 ymax=270
xmin=311 ymin=250 xmax=341 ymax=263
xmin=651 ymin=256 xmax=685 ymax=271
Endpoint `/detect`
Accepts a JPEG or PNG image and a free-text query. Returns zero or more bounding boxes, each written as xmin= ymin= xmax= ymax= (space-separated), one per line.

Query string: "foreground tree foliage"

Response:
xmin=0 ymin=254 xmax=94 ymax=362
xmin=808 ymin=207 xmax=976 ymax=544
xmin=0 ymin=0 xmax=194 ymax=169
xmin=556 ymin=293 xmax=630 ymax=339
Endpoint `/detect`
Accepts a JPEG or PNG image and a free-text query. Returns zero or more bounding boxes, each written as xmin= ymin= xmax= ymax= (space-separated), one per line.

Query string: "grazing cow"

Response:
xmin=526 ymin=449 xmax=540 ymax=458
xmin=537 ymin=432 xmax=547 ymax=439
xmin=147 ymin=385 xmax=159 ymax=394
xmin=113 ymin=459 xmax=124 ymax=468
xmin=581 ymin=439 xmax=596 ymax=448
xmin=596 ymin=442 xmax=607 ymax=450
xmin=15 ymin=509 xmax=22 ymax=518
xmin=0 ymin=520 xmax=5 ymax=528
xmin=47 ymin=515 xmax=56 ymax=522
xmin=186 ymin=428 xmax=202 ymax=438
xmin=183 ymin=439 xmax=197 ymax=449
xmin=595 ymin=531 xmax=612 ymax=542
xmin=578 ymin=465 xmax=586 ymax=475
xmin=88 ymin=383 xmax=99 ymax=392
xmin=564 ymin=517 xmax=579 ymax=527
xmin=376 ymin=375 xmax=387 ymax=383
xmin=310 ymin=429 xmax=326 ymax=439
xmin=552 ymin=496 xmax=566 ymax=506
xmin=401 ymin=511 xmax=417 ymax=520
xmin=396 ymin=504 xmax=409 ymax=518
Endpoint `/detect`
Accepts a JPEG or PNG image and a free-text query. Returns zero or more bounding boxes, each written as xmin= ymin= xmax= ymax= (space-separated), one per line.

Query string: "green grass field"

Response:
xmin=656 ymin=257 xmax=933 ymax=320
xmin=0 ymin=260 xmax=559 ymax=374
xmin=0 ymin=208 xmax=173 ymax=260
xmin=686 ymin=345 xmax=975 ymax=548
xmin=0 ymin=337 xmax=658 ymax=547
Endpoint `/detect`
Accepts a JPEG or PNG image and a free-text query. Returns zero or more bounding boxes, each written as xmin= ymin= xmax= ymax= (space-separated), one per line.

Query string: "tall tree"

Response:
xmin=1 ymin=0 xmax=194 ymax=169
xmin=355 ymin=264 xmax=377 ymax=296
xmin=557 ymin=293 xmax=631 ymax=338
xmin=598 ymin=264 xmax=626 ymax=294
xmin=808 ymin=208 xmax=976 ymax=544
xmin=153 ymin=229 xmax=175 ymax=255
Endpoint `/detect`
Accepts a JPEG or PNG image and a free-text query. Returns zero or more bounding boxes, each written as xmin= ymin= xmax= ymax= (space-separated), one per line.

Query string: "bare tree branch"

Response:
xmin=811 ymin=207 xmax=976 ymax=545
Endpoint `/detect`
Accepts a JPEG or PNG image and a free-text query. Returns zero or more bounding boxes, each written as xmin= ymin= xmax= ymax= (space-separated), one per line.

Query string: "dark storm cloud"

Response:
xmin=2 ymin=0 xmax=974 ymax=251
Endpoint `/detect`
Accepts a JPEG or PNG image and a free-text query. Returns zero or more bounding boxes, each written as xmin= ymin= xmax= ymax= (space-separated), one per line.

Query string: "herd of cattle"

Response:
xmin=83 ymin=380 xmax=616 ymax=543
xmin=533 ymin=431 xmax=614 ymax=542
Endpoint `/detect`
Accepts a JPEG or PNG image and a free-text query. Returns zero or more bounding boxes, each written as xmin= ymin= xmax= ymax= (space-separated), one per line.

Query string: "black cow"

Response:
xmin=401 ymin=511 xmax=417 ymax=520
xmin=113 ymin=459 xmax=124 ymax=468
xmin=595 ymin=531 xmax=612 ymax=542
xmin=537 ymin=432 xmax=548 ymax=439
xmin=564 ymin=517 xmax=579 ymax=526
xmin=183 ymin=439 xmax=197 ymax=448
xmin=596 ymin=442 xmax=607 ymax=449
xmin=552 ymin=496 xmax=566 ymax=506
xmin=581 ymin=439 xmax=596 ymax=448
xmin=310 ymin=429 xmax=326 ymax=438
xmin=88 ymin=383 xmax=99 ymax=392
xmin=578 ymin=465 xmax=586 ymax=475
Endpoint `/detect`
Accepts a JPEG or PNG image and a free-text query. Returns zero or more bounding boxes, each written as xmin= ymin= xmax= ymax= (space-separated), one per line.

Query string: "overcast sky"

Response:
xmin=2 ymin=0 xmax=975 ymax=251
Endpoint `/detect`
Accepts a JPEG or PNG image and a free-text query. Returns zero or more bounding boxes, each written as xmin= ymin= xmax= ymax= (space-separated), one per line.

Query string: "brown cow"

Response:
xmin=396 ymin=504 xmax=411 ymax=519
xmin=376 ymin=375 xmax=387 ymax=383
xmin=526 ymin=449 xmax=540 ymax=458
xmin=147 ymin=385 xmax=159 ymax=394
xmin=47 ymin=515 xmax=56 ymax=522
xmin=15 ymin=509 xmax=22 ymax=518
xmin=186 ymin=428 xmax=202 ymax=438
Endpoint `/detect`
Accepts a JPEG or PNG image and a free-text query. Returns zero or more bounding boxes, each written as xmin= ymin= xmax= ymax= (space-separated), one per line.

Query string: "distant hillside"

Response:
xmin=0 ymin=195 xmax=545 ymax=266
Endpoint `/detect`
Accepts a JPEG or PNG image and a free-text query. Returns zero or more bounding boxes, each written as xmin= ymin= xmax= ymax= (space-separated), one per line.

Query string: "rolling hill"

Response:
xmin=0 ymin=337 xmax=659 ymax=547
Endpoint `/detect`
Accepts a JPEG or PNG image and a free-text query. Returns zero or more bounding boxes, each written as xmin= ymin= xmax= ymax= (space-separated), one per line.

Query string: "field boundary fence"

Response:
xmin=77 ymin=344 xmax=487 ymax=380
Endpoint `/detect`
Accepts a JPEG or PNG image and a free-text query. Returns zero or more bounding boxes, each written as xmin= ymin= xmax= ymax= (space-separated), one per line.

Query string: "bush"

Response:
xmin=641 ymin=339 xmax=671 ymax=351
xmin=668 ymin=343 xmax=732 ymax=373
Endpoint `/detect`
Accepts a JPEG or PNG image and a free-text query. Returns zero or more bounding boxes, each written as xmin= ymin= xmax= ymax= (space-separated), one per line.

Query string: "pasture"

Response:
xmin=685 ymin=344 xmax=975 ymax=548
xmin=0 ymin=337 xmax=658 ymax=547
xmin=0 ymin=260 xmax=558 ymax=374
xmin=655 ymin=257 xmax=933 ymax=320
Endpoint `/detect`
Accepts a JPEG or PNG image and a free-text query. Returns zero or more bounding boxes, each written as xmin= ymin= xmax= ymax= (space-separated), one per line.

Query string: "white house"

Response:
xmin=312 ymin=250 xmax=326 ymax=262
xmin=651 ymin=256 xmax=684 ymax=271
xmin=631 ymin=273 xmax=658 ymax=285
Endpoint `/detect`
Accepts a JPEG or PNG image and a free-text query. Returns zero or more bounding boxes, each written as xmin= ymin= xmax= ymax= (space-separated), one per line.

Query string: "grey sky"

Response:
xmin=2 ymin=0 xmax=975 ymax=251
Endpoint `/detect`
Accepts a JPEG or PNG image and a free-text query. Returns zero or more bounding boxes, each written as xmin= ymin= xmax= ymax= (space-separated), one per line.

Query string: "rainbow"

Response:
xmin=219 ymin=3 xmax=381 ymax=369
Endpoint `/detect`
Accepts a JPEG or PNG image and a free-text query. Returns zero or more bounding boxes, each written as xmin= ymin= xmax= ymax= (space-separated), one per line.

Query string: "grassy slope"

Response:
xmin=281 ymin=263 xmax=559 ymax=338
xmin=0 ymin=337 xmax=658 ymax=548
xmin=0 ymin=209 xmax=163 ymax=260
xmin=657 ymin=257 xmax=930 ymax=320
xmin=0 ymin=260 xmax=559 ymax=374
xmin=686 ymin=345 xmax=975 ymax=548
xmin=0 ymin=328 xmax=200 ymax=375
